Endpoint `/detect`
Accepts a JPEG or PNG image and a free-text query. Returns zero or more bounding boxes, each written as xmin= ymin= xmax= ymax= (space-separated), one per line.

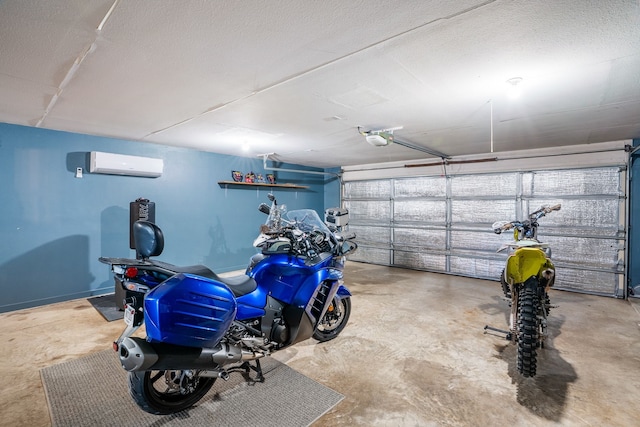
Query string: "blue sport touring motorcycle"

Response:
xmin=99 ymin=194 xmax=357 ymax=414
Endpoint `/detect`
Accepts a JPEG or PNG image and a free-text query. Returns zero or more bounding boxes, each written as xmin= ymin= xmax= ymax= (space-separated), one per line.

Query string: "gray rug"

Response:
xmin=87 ymin=294 xmax=124 ymax=322
xmin=41 ymin=349 xmax=343 ymax=427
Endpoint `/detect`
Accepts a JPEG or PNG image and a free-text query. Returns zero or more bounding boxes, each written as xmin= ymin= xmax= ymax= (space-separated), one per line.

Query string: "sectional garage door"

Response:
xmin=343 ymin=165 xmax=627 ymax=297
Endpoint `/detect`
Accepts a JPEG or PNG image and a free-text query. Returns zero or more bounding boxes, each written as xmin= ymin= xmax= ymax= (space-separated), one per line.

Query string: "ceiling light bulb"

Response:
xmin=506 ymin=77 xmax=524 ymax=99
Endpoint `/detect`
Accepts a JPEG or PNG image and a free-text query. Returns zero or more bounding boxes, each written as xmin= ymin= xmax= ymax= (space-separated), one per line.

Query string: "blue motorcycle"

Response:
xmin=99 ymin=194 xmax=357 ymax=414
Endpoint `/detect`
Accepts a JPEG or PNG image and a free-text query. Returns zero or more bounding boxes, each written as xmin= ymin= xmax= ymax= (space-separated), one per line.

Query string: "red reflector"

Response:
xmin=112 ymin=342 xmax=118 ymax=351
xmin=125 ymin=267 xmax=138 ymax=278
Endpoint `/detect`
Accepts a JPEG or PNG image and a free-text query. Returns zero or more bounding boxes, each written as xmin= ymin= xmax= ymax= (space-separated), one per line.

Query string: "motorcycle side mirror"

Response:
xmin=341 ymin=240 xmax=358 ymax=256
xmin=267 ymin=193 xmax=275 ymax=202
xmin=258 ymin=203 xmax=270 ymax=215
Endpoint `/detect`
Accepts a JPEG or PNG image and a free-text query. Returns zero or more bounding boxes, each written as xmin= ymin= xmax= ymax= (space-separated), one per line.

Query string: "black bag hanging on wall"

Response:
xmin=129 ymin=198 xmax=156 ymax=249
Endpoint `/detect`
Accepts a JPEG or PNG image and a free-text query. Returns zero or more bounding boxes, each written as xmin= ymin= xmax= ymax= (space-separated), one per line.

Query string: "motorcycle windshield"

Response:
xmin=285 ymin=209 xmax=331 ymax=235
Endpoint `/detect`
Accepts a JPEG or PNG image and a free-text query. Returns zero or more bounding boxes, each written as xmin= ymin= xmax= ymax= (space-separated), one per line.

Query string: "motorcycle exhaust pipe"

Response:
xmin=118 ymin=337 xmax=259 ymax=372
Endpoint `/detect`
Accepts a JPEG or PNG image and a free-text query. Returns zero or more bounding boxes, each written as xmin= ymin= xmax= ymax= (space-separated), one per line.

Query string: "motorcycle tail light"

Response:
xmin=125 ymin=267 xmax=138 ymax=278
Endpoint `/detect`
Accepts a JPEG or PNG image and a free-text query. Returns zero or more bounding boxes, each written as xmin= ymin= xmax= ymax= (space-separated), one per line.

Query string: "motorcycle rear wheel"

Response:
xmin=128 ymin=369 xmax=216 ymax=414
xmin=517 ymin=284 xmax=539 ymax=377
xmin=313 ymin=297 xmax=351 ymax=342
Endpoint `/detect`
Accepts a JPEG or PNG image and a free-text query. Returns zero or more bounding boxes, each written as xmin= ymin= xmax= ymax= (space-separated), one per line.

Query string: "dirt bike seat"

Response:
xmin=134 ymin=220 xmax=257 ymax=297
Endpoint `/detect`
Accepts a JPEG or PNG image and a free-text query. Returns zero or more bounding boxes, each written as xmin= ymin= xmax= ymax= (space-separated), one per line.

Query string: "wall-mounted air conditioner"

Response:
xmin=89 ymin=151 xmax=164 ymax=178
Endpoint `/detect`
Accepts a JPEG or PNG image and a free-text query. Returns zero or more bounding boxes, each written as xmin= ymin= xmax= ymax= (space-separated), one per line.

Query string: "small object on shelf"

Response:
xmin=256 ymin=173 xmax=265 ymax=183
xmin=231 ymin=171 xmax=243 ymax=182
xmin=245 ymin=171 xmax=256 ymax=183
xmin=217 ymin=180 xmax=308 ymax=189
xmin=266 ymin=173 xmax=276 ymax=184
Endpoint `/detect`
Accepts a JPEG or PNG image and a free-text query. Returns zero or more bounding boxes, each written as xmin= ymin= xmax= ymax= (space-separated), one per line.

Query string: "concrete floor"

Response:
xmin=1 ymin=261 xmax=639 ymax=426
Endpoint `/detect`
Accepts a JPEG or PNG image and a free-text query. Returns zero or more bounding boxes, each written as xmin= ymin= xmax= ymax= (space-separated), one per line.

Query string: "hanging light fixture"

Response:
xmin=506 ymin=77 xmax=524 ymax=99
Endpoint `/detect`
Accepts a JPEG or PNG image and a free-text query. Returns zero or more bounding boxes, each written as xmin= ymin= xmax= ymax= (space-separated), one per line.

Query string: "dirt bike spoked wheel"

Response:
xmin=129 ymin=369 xmax=216 ymax=414
xmin=313 ymin=297 xmax=351 ymax=342
xmin=516 ymin=280 xmax=541 ymax=377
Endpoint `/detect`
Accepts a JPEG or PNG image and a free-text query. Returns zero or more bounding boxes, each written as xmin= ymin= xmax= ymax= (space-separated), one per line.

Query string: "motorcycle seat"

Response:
xmin=134 ymin=220 xmax=258 ymax=297
xmin=148 ymin=259 xmax=257 ymax=297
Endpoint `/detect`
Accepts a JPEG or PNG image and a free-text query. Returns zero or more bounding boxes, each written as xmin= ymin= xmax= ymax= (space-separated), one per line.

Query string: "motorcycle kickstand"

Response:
xmin=228 ymin=359 xmax=265 ymax=383
xmin=483 ymin=325 xmax=512 ymax=341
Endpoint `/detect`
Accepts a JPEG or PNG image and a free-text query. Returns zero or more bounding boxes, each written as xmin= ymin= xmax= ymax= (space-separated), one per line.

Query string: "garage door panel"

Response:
xmin=344 ymin=180 xmax=391 ymax=199
xmin=452 ymin=199 xmax=516 ymax=224
xmin=395 ymin=200 xmax=447 ymax=224
xmin=348 ymin=246 xmax=390 ymax=265
xmin=395 ymin=176 xmax=446 ymax=197
xmin=523 ymin=168 xmax=621 ymax=196
xmin=542 ymin=235 xmax=621 ymax=268
xmin=349 ymin=225 xmax=390 ymax=245
xmin=451 ymin=173 xmax=518 ymax=197
xmin=394 ymin=227 xmax=446 ymax=251
xmin=555 ymin=268 xmax=620 ymax=294
xmin=451 ymin=229 xmax=509 ymax=252
xmin=343 ymin=165 xmax=626 ymax=297
xmin=449 ymin=255 xmax=504 ymax=279
xmin=394 ymin=250 xmax=446 ymax=271
xmin=344 ymin=200 xmax=391 ymax=223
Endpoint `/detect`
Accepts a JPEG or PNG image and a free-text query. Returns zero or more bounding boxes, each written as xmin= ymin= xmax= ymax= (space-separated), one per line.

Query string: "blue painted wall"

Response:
xmin=0 ymin=123 xmax=332 ymax=312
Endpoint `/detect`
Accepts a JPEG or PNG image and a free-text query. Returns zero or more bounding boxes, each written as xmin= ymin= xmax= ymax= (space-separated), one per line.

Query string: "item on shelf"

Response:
xmin=231 ymin=171 xmax=243 ymax=182
xmin=266 ymin=173 xmax=276 ymax=184
xmin=245 ymin=171 xmax=256 ymax=183
xmin=256 ymin=173 xmax=265 ymax=183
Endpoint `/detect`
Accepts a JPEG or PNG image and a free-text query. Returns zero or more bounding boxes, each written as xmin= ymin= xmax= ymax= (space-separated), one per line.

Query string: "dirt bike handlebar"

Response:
xmin=492 ymin=204 xmax=561 ymax=234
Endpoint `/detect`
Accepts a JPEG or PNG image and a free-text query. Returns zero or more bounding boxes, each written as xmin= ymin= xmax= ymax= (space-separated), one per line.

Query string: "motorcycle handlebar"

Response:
xmin=545 ymin=204 xmax=561 ymax=213
xmin=492 ymin=204 xmax=561 ymax=234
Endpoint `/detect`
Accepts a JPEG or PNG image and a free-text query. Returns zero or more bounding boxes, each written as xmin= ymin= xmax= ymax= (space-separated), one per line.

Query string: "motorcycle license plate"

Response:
xmin=124 ymin=305 xmax=136 ymax=326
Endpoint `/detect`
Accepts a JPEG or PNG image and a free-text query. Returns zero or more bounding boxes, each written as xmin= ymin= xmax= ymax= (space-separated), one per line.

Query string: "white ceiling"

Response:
xmin=1 ymin=0 xmax=639 ymax=168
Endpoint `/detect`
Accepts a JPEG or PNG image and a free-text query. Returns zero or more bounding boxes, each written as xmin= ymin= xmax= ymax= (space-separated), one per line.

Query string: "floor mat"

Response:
xmin=87 ymin=294 xmax=123 ymax=322
xmin=41 ymin=349 xmax=343 ymax=427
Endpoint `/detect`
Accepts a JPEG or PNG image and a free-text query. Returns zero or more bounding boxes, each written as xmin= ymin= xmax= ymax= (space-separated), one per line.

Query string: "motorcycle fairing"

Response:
xmin=144 ymin=273 xmax=237 ymax=348
xmin=505 ymin=247 xmax=555 ymax=284
xmin=236 ymin=254 xmax=341 ymax=320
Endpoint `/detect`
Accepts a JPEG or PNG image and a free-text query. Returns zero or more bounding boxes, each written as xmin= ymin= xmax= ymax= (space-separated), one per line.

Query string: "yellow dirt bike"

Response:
xmin=485 ymin=204 xmax=561 ymax=377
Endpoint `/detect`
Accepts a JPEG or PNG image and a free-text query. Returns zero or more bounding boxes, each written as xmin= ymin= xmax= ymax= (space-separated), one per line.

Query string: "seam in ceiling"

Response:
xmin=143 ymin=0 xmax=500 ymax=140
xmin=35 ymin=0 xmax=120 ymax=128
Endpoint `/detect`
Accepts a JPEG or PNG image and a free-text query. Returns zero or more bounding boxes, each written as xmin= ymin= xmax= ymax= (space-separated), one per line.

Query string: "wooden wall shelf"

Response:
xmin=217 ymin=181 xmax=308 ymax=189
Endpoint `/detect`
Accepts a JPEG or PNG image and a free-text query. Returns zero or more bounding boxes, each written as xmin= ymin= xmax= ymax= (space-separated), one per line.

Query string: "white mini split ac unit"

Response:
xmin=89 ymin=151 xmax=164 ymax=178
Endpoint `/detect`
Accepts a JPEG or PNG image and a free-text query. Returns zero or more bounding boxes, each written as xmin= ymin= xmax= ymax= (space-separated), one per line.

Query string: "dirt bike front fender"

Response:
xmin=505 ymin=248 xmax=555 ymax=285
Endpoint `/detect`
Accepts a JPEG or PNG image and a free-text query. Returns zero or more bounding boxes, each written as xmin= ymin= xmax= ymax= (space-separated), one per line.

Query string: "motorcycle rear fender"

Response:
xmin=505 ymin=247 xmax=555 ymax=284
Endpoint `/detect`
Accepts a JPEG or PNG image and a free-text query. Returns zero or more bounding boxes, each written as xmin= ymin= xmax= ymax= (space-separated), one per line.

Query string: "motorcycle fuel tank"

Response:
xmin=144 ymin=273 xmax=237 ymax=348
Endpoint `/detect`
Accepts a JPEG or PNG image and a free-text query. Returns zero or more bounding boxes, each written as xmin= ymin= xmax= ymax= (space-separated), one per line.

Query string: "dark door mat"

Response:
xmin=41 ymin=350 xmax=344 ymax=426
xmin=87 ymin=294 xmax=123 ymax=322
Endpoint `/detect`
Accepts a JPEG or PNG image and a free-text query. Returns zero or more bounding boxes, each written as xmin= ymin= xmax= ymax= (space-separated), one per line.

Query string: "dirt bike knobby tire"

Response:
xmin=517 ymin=283 xmax=539 ymax=377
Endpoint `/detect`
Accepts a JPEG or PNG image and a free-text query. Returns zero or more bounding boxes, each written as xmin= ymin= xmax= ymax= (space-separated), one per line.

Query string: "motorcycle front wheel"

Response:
xmin=313 ymin=297 xmax=351 ymax=342
xmin=517 ymin=283 xmax=540 ymax=377
xmin=128 ymin=370 xmax=216 ymax=414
